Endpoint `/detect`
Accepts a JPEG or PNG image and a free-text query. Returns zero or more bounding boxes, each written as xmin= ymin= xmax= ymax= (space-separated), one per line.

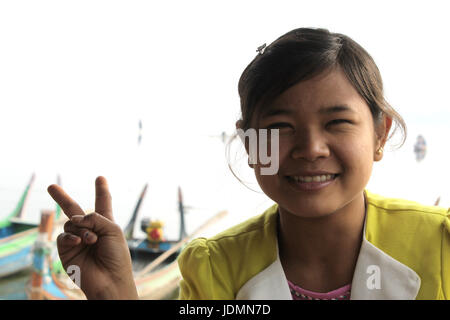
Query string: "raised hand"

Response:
xmin=47 ymin=176 xmax=138 ymax=300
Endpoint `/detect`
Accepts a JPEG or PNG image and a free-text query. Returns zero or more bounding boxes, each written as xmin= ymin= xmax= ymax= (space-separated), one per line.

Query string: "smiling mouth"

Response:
xmin=286 ymin=174 xmax=340 ymax=183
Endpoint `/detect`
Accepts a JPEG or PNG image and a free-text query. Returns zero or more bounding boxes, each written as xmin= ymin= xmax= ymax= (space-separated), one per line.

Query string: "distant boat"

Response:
xmin=414 ymin=135 xmax=426 ymax=162
xmin=138 ymin=119 xmax=143 ymax=145
xmin=434 ymin=196 xmax=441 ymax=206
xmin=208 ymin=131 xmax=231 ymax=144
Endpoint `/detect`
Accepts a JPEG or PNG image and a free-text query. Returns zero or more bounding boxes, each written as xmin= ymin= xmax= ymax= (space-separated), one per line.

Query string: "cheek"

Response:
xmin=275 ymin=140 xmax=292 ymax=162
xmin=252 ymin=135 xmax=291 ymax=166
xmin=254 ymin=172 xmax=283 ymax=204
xmin=336 ymin=136 xmax=374 ymax=177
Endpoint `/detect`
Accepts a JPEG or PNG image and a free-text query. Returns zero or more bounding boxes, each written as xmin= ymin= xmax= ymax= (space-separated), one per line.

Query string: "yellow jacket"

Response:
xmin=177 ymin=190 xmax=450 ymax=299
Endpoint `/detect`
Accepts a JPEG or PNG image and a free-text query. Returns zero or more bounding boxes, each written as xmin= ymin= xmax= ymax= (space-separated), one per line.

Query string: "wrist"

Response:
xmin=88 ymin=279 xmax=139 ymax=300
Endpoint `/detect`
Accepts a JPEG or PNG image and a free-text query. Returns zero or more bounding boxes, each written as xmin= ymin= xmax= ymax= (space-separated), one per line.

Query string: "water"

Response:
xmin=0 ymin=269 xmax=30 ymax=300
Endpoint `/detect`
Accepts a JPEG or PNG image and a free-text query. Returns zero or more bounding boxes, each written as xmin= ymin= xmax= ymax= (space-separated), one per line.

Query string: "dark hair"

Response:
xmin=236 ymin=27 xmax=406 ymax=146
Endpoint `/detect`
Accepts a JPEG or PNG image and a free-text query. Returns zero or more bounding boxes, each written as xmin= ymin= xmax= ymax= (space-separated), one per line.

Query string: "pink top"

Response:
xmin=288 ymin=280 xmax=351 ymax=300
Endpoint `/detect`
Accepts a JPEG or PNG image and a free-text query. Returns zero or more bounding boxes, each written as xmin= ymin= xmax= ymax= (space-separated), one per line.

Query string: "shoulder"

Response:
xmin=366 ymin=189 xmax=449 ymax=232
xmin=365 ymin=189 xmax=449 ymax=238
xmin=181 ymin=203 xmax=279 ymax=257
xmin=177 ymin=204 xmax=279 ymax=299
xmin=209 ymin=203 xmax=279 ymax=243
xmin=365 ymin=190 xmax=450 ymax=299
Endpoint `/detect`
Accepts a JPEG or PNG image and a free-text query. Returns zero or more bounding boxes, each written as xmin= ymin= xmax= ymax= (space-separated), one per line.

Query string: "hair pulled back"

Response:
xmin=237 ymin=27 xmax=406 ymax=146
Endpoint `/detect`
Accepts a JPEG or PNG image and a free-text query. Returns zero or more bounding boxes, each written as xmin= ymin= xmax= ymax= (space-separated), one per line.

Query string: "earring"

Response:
xmin=376 ymin=147 xmax=384 ymax=155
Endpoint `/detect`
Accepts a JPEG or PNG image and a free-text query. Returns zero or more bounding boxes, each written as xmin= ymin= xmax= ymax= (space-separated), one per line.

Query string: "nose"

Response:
xmin=290 ymin=129 xmax=330 ymax=161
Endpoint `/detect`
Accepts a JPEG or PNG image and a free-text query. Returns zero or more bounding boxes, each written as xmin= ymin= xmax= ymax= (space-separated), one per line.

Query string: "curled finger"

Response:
xmin=57 ymin=232 xmax=81 ymax=251
xmin=64 ymin=221 xmax=98 ymax=244
xmin=71 ymin=212 xmax=121 ymax=237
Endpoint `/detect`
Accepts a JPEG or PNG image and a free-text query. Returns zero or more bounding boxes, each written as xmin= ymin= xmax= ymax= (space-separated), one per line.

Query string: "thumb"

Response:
xmin=71 ymin=212 xmax=122 ymax=236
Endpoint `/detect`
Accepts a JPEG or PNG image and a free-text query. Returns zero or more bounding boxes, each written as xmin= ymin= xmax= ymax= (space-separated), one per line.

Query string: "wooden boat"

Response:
xmin=26 ymin=184 xmax=227 ymax=300
xmin=0 ymin=174 xmax=65 ymax=299
xmin=126 ymin=185 xmax=186 ymax=280
xmin=0 ymin=173 xmax=39 ymax=279
xmin=0 ymin=174 xmax=64 ymax=277
xmin=130 ymin=186 xmax=227 ymax=299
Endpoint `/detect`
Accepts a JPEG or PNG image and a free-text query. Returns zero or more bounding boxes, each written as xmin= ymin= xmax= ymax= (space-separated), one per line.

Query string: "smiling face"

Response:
xmin=250 ymin=67 xmax=391 ymax=218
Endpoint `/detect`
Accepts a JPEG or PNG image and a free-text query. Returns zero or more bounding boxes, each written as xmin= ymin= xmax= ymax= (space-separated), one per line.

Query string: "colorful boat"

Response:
xmin=0 ymin=174 xmax=64 ymax=280
xmin=0 ymin=174 xmax=65 ymax=299
xmin=129 ymin=186 xmax=226 ymax=299
xmin=0 ymin=174 xmax=39 ymax=279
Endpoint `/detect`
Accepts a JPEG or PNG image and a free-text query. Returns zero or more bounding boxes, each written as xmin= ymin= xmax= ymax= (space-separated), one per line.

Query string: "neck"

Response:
xmin=277 ymin=192 xmax=366 ymax=290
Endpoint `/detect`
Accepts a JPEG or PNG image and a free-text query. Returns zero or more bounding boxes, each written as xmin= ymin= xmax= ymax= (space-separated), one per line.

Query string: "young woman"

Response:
xmin=48 ymin=28 xmax=450 ymax=300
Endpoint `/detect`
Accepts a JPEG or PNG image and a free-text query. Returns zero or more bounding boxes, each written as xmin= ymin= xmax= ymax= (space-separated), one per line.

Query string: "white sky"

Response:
xmin=0 ymin=0 xmax=449 ymax=237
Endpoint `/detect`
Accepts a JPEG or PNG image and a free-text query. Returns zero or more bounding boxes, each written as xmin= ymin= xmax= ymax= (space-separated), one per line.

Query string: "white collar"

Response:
xmin=236 ymin=212 xmax=421 ymax=300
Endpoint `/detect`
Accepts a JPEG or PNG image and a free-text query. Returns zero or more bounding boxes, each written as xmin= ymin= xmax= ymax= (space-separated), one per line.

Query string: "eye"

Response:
xmin=266 ymin=122 xmax=293 ymax=129
xmin=327 ymin=119 xmax=353 ymax=126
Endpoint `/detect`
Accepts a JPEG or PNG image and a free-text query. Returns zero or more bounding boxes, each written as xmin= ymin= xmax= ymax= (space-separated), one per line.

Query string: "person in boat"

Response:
xmin=47 ymin=27 xmax=450 ymax=300
xmin=414 ymin=134 xmax=426 ymax=162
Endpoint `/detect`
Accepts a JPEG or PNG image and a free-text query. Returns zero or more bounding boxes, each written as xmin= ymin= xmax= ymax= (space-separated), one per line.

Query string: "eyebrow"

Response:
xmin=318 ymin=105 xmax=356 ymax=114
xmin=260 ymin=108 xmax=294 ymax=118
xmin=261 ymin=104 xmax=355 ymax=118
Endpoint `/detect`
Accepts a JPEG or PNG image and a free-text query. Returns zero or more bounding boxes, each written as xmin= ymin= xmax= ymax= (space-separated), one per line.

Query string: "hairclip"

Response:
xmin=256 ymin=43 xmax=267 ymax=55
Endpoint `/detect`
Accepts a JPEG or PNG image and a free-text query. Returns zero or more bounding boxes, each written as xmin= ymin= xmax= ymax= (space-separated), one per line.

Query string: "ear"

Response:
xmin=374 ymin=115 xmax=393 ymax=161
xmin=236 ymin=120 xmax=243 ymax=132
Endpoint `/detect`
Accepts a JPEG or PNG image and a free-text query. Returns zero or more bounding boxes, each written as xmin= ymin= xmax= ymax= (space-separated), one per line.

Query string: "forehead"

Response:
xmin=259 ymin=68 xmax=369 ymax=118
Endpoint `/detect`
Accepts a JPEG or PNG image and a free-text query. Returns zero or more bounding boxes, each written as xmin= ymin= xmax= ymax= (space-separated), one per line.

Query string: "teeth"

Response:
xmin=290 ymin=174 xmax=335 ymax=183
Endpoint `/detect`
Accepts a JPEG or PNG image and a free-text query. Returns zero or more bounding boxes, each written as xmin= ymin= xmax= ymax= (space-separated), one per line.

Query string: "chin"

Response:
xmin=288 ymin=206 xmax=336 ymax=219
xmin=277 ymin=199 xmax=339 ymax=219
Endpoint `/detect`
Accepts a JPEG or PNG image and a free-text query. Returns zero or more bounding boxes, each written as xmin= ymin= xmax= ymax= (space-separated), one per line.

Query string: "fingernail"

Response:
xmin=68 ymin=234 xmax=79 ymax=241
xmin=71 ymin=215 xmax=83 ymax=223
xmin=84 ymin=231 xmax=95 ymax=242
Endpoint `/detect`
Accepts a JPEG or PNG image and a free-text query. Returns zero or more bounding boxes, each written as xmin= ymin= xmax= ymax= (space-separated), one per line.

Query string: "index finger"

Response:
xmin=47 ymin=184 xmax=85 ymax=219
